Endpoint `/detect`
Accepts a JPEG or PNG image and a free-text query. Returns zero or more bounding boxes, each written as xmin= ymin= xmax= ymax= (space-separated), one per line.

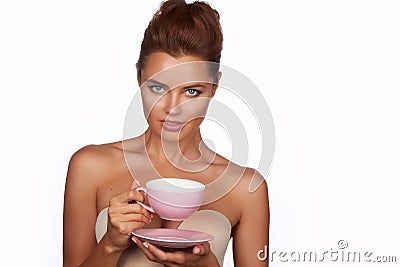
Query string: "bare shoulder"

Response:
xmin=67 ymin=141 xmax=124 ymax=186
xmin=243 ymin=167 xmax=268 ymax=194
xmin=210 ymin=158 xmax=269 ymax=228
xmin=229 ymin=165 xmax=269 ymax=202
xmin=210 ymin=153 xmax=269 ymax=203
xmin=229 ymin=166 xmax=269 ymax=235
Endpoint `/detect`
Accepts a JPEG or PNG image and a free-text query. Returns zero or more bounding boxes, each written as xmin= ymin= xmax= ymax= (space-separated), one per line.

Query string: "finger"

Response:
xmin=144 ymin=242 xmax=186 ymax=264
xmin=192 ymin=242 xmax=210 ymax=256
xmin=130 ymin=180 xmax=141 ymax=190
xmin=112 ymin=221 xmax=146 ymax=235
xmin=109 ymin=189 xmax=145 ymax=206
xmin=120 ymin=212 xmax=152 ymax=224
xmin=110 ymin=203 xmax=153 ymax=219
xmin=108 ymin=208 xmax=150 ymax=227
xmin=133 ymin=237 xmax=157 ymax=262
xmin=192 ymin=246 xmax=201 ymax=255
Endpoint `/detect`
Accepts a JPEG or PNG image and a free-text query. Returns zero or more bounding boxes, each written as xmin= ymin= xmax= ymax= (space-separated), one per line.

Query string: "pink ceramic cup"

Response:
xmin=135 ymin=178 xmax=205 ymax=221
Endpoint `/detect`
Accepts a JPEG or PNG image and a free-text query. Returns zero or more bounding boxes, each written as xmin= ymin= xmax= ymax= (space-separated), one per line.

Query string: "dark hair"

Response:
xmin=137 ymin=0 xmax=223 ymax=80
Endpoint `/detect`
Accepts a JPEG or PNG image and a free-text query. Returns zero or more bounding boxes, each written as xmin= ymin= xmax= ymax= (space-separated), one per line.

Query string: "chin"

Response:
xmin=162 ymin=126 xmax=197 ymax=143
xmin=159 ymin=130 xmax=182 ymax=142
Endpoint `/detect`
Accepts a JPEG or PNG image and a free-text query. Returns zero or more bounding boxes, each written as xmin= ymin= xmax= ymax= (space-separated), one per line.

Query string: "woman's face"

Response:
xmin=138 ymin=51 xmax=220 ymax=142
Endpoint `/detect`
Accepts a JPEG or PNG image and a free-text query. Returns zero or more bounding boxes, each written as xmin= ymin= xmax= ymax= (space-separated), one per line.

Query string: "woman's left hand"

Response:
xmin=132 ymin=236 xmax=220 ymax=267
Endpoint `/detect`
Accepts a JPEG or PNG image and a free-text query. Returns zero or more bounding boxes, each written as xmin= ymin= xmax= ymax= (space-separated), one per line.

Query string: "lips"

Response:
xmin=160 ymin=120 xmax=184 ymax=125
xmin=160 ymin=120 xmax=185 ymax=132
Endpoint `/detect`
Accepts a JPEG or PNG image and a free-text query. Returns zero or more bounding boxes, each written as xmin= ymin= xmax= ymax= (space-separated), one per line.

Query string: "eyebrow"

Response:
xmin=146 ymin=79 xmax=169 ymax=89
xmin=182 ymin=83 xmax=208 ymax=89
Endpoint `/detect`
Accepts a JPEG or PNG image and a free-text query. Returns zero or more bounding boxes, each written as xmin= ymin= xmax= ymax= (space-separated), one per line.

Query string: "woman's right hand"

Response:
xmin=106 ymin=182 xmax=153 ymax=250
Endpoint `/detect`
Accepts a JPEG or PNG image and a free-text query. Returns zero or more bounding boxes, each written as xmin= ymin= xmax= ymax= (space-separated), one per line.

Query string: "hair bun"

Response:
xmin=137 ymin=0 xmax=223 ymax=79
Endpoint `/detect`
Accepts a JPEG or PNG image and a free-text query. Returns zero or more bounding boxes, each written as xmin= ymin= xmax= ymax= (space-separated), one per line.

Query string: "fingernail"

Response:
xmin=193 ymin=247 xmax=200 ymax=254
xmin=143 ymin=242 xmax=149 ymax=249
xmin=132 ymin=236 xmax=137 ymax=244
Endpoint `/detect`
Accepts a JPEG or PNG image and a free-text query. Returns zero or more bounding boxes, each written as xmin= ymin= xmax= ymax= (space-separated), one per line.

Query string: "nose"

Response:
xmin=162 ymin=90 xmax=182 ymax=116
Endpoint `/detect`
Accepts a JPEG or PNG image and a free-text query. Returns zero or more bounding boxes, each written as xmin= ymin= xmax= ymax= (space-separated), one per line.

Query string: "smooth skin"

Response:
xmin=63 ymin=52 xmax=269 ymax=267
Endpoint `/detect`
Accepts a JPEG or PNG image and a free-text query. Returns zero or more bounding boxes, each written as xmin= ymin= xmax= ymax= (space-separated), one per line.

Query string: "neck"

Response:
xmin=142 ymin=128 xmax=216 ymax=174
xmin=144 ymin=128 xmax=203 ymax=164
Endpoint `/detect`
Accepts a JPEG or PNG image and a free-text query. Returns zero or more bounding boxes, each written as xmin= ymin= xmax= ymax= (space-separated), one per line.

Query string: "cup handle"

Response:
xmin=134 ymin=187 xmax=155 ymax=213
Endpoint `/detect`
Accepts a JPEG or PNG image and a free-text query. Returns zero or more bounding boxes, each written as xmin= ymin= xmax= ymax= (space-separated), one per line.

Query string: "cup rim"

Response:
xmin=146 ymin=178 xmax=205 ymax=193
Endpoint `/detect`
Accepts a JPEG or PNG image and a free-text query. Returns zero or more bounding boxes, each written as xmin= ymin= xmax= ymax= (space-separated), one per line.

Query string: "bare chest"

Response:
xmin=95 ymin=158 xmax=242 ymax=228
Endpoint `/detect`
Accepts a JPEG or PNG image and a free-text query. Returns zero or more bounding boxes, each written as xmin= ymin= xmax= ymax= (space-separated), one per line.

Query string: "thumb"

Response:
xmin=192 ymin=243 xmax=209 ymax=255
xmin=130 ymin=179 xmax=141 ymax=190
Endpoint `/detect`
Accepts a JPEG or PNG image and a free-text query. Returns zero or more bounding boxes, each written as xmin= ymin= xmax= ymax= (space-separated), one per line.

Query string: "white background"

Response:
xmin=1 ymin=0 xmax=399 ymax=266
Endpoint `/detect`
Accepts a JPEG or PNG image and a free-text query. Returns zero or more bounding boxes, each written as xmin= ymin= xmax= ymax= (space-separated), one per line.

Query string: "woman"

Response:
xmin=63 ymin=1 xmax=269 ymax=266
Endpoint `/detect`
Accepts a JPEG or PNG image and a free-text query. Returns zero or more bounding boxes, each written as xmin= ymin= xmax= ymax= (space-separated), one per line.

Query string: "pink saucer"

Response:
xmin=132 ymin=228 xmax=213 ymax=248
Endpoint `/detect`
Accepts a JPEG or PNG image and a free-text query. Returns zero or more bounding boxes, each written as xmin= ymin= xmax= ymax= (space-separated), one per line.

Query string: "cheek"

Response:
xmin=182 ymin=99 xmax=211 ymax=121
xmin=141 ymin=92 xmax=164 ymax=119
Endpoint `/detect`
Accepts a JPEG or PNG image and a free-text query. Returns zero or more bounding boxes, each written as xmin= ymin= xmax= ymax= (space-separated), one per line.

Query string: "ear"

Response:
xmin=136 ymin=63 xmax=141 ymax=86
xmin=211 ymin=71 xmax=222 ymax=97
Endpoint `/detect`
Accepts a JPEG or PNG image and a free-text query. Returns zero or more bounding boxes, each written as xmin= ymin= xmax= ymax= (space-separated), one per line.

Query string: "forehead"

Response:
xmin=141 ymin=52 xmax=215 ymax=88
